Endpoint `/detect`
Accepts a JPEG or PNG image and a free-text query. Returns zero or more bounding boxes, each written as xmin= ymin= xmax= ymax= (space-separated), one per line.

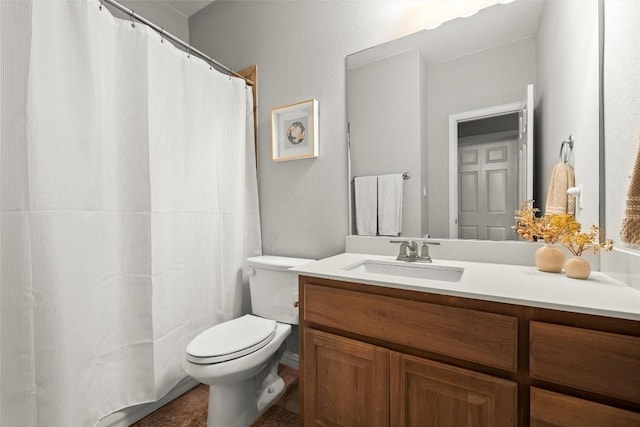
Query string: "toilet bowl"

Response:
xmin=184 ymin=255 xmax=313 ymax=427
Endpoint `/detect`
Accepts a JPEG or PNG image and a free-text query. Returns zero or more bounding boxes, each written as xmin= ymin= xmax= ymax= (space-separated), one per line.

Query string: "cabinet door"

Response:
xmin=390 ymin=352 xmax=517 ymax=427
xmin=303 ymin=328 xmax=389 ymax=427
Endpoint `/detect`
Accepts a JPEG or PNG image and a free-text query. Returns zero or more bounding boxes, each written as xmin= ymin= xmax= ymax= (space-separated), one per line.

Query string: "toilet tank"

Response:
xmin=247 ymin=255 xmax=314 ymax=325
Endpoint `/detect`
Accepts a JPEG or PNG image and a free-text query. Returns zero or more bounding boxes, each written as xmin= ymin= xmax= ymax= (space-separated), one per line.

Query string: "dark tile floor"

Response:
xmin=132 ymin=365 xmax=299 ymax=427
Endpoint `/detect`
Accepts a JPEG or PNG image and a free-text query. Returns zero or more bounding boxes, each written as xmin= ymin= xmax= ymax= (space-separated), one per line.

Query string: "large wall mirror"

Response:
xmin=347 ymin=0 xmax=601 ymax=241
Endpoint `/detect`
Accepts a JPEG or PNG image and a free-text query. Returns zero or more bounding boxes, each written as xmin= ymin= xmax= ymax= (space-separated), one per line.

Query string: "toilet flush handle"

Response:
xmin=292 ymin=291 xmax=299 ymax=308
xmin=246 ymin=267 xmax=256 ymax=276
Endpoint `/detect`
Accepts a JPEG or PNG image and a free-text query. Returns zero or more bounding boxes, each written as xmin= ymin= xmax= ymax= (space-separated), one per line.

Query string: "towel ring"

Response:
xmin=559 ymin=135 xmax=574 ymax=164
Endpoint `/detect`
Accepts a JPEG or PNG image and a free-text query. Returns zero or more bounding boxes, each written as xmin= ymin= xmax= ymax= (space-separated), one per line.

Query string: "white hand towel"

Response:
xmin=378 ymin=174 xmax=403 ymax=236
xmin=354 ymin=176 xmax=378 ymax=236
xmin=545 ymin=162 xmax=576 ymax=215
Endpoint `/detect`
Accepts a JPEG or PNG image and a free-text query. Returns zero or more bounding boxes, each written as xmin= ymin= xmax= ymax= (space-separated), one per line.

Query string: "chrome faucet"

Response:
xmin=418 ymin=241 xmax=440 ymax=263
xmin=389 ymin=240 xmax=418 ymax=262
xmin=390 ymin=240 xmax=418 ymax=261
xmin=390 ymin=239 xmax=440 ymax=263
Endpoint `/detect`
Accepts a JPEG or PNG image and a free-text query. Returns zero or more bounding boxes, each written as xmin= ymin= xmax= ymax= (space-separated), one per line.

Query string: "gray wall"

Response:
xmin=114 ymin=1 xmax=189 ymax=42
xmin=348 ymin=50 xmax=425 ymax=238
xmin=426 ymin=37 xmax=536 ymax=237
xmin=535 ymin=0 xmax=600 ymax=227
xmin=189 ymin=2 xmax=437 ymax=260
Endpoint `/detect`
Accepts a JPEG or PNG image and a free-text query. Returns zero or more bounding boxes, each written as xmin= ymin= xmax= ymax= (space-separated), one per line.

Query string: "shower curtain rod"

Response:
xmin=100 ymin=0 xmax=248 ymax=82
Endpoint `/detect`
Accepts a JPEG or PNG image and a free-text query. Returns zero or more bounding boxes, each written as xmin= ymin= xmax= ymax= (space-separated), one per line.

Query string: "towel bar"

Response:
xmin=352 ymin=172 xmax=410 ymax=181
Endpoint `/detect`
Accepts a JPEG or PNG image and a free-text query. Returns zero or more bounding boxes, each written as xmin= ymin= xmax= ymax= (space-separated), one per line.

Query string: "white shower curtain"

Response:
xmin=0 ymin=1 xmax=262 ymax=426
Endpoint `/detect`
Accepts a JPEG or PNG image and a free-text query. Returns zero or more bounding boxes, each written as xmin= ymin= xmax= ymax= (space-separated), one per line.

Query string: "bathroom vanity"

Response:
xmin=293 ymin=253 xmax=640 ymax=426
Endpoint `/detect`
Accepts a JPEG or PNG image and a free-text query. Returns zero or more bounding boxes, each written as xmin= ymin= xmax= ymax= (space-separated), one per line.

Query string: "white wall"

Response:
xmin=426 ymin=37 xmax=536 ymax=237
xmin=601 ymin=0 xmax=640 ymax=289
xmin=348 ymin=49 xmax=424 ymax=238
xmin=535 ymin=0 xmax=600 ymax=227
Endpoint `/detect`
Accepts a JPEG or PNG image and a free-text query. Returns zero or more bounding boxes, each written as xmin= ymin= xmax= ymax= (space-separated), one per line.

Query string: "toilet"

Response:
xmin=184 ymin=255 xmax=313 ymax=427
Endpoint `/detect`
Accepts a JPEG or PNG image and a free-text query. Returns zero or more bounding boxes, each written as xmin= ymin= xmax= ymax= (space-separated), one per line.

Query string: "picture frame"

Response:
xmin=271 ymin=99 xmax=318 ymax=161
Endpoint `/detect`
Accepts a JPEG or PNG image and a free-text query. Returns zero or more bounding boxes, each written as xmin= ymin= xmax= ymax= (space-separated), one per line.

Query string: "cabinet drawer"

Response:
xmin=530 ymin=321 xmax=640 ymax=403
xmin=303 ymin=283 xmax=518 ymax=371
xmin=531 ymin=387 xmax=640 ymax=426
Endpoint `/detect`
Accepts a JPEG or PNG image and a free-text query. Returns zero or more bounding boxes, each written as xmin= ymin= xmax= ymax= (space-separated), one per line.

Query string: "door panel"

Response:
xmin=391 ymin=352 xmax=517 ymax=427
xmin=460 ymin=171 xmax=479 ymax=213
xmin=303 ymin=328 xmax=389 ymax=427
xmin=487 ymin=226 xmax=507 ymax=240
xmin=487 ymin=169 xmax=508 ymax=212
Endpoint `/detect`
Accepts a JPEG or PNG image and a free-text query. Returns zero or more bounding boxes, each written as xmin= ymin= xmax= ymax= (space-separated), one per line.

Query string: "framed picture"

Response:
xmin=271 ymin=99 xmax=318 ymax=161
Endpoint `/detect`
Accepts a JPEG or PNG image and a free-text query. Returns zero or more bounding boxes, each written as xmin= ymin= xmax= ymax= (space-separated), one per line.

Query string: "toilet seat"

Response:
xmin=186 ymin=315 xmax=277 ymax=364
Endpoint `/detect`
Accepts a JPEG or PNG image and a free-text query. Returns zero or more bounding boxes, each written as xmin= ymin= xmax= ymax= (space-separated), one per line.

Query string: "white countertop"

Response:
xmin=290 ymin=253 xmax=640 ymax=321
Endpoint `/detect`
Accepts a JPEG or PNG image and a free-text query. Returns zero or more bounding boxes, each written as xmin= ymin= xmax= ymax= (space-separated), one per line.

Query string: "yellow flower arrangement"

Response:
xmin=513 ymin=200 xmax=613 ymax=256
xmin=513 ymin=201 xmax=561 ymax=243
xmin=557 ymin=221 xmax=614 ymax=256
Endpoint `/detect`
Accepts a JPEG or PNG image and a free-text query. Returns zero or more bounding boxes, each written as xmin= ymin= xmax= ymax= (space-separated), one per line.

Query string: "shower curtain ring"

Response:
xmin=99 ymin=0 xmax=103 ymax=11
xmin=130 ymin=11 xmax=135 ymax=28
xmin=160 ymin=28 xmax=164 ymax=43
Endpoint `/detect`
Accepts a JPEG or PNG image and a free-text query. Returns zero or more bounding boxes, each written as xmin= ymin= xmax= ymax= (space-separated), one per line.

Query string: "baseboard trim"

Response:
xmin=96 ymin=377 xmax=200 ymax=427
xmin=281 ymin=350 xmax=299 ymax=370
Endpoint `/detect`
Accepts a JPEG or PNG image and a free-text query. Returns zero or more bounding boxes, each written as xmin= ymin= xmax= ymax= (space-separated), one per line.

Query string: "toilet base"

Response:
xmin=207 ymin=379 xmax=257 ymax=427
xmin=206 ymin=375 xmax=285 ymax=427
xmin=205 ymin=343 xmax=287 ymax=427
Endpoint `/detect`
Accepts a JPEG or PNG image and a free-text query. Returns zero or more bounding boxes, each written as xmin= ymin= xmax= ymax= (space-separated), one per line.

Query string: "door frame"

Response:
xmin=448 ymin=102 xmax=522 ymax=239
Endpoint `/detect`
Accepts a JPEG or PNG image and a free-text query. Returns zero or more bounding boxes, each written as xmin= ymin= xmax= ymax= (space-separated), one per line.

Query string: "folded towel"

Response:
xmin=545 ymin=162 xmax=576 ymax=215
xmin=377 ymin=174 xmax=403 ymax=236
xmin=621 ymin=135 xmax=640 ymax=248
xmin=354 ymin=176 xmax=378 ymax=236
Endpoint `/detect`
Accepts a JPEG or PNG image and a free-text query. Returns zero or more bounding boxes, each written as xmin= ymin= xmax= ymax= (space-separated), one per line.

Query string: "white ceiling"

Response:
xmin=164 ymin=0 xmax=215 ymax=17
xmin=347 ymin=0 xmax=544 ymax=69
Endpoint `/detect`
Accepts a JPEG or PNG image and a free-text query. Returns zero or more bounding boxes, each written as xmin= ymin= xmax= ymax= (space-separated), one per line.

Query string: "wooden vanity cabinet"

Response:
xmin=299 ymin=275 xmax=640 ymax=427
xmin=300 ymin=276 xmax=519 ymax=426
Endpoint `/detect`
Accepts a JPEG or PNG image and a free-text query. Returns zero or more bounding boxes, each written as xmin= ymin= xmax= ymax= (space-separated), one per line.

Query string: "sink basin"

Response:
xmin=344 ymin=260 xmax=464 ymax=282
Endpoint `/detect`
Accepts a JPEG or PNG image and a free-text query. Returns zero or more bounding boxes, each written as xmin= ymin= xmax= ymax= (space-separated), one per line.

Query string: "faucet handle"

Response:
xmin=419 ymin=242 xmax=432 ymax=262
xmin=390 ymin=239 xmax=408 ymax=255
xmin=389 ymin=240 xmax=406 ymax=245
xmin=419 ymin=241 xmax=440 ymax=262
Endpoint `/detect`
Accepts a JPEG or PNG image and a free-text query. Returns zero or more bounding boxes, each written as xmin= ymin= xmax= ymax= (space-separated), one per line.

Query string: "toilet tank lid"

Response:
xmin=247 ymin=255 xmax=315 ymax=271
